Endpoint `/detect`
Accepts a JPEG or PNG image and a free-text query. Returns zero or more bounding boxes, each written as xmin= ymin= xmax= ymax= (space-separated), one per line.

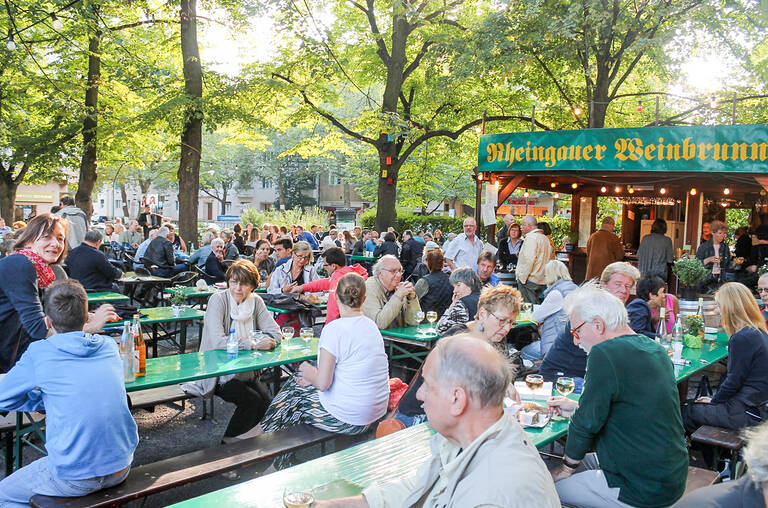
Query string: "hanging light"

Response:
xmin=550 ymin=182 xmax=557 ymax=189
xmin=600 ymin=186 xmax=607 ymax=193
xmin=628 ymin=186 xmax=635 ymax=194
xmin=614 ymin=186 xmax=621 ymax=193
xmin=659 ymin=187 xmax=667 ymax=195
xmin=6 ymin=30 xmax=15 ymax=51
xmin=709 ymin=97 xmax=719 ymax=109
xmin=689 ymin=188 xmax=697 ymax=196
xmin=720 ymin=200 xmax=729 ymax=207
xmin=553 ymin=193 xmax=560 ymax=199
xmin=476 ymin=173 xmax=483 ymax=181
xmin=637 ymin=101 xmax=643 ymax=112
xmin=523 ymin=190 xmax=530 ymax=198
xmin=571 ymin=182 xmax=578 ymax=189
xmin=723 ymin=187 xmax=731 ymax=195
xmin=573 ymin=106 xmax=582 ymax=116
xmin=51 ymin=13 xmax=63 ymax=30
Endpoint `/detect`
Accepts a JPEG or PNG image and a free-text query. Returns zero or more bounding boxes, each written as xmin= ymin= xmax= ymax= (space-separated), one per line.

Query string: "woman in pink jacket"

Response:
xmin=288 ymin=247 xmax=368 ymax=323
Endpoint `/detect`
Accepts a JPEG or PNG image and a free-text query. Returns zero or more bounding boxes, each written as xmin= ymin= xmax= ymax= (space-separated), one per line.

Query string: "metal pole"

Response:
xmin=732 ymin=93 xmax=737 ymax=125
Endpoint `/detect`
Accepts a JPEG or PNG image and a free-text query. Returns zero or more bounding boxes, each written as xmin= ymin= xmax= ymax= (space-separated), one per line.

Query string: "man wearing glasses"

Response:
xmin=444 ymin=217 xmax=484 ymax=271
xmin=547 ymin=284 xmax=688 ymax=508
xmin=362 ymin=255 xmax=422 ymax=329
xmin=758 ymin=273 xmax=768 ymax=327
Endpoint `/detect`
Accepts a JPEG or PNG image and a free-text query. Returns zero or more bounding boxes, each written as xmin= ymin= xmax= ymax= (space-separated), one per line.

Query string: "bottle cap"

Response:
xmin=230 ymin=328 xmax=235 ymax=333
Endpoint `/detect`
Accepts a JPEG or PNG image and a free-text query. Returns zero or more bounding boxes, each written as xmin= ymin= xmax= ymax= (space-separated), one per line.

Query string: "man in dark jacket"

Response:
xmin=400 ymin=230 xmax=424 ymax=277
xmin=143 ymin=226 xmax=185 ymax=277
xmin=66 ymin=231 xmax=123 ymax=292
xmin=351 ymin=229 xmax=371 ymax=256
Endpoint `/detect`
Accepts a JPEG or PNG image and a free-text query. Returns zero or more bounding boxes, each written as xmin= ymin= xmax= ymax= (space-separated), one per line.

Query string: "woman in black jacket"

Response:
xmin=373 ymin=232 xmax=399 ymax=258
xmin=682 ymin=282 xmax=768 ymax=432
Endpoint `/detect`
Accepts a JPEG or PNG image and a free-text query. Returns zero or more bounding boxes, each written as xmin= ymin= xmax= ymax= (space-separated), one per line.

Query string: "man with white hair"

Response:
xmin=361 ymin=255 xmax=422 ymax=329
xmin=143 ymin=226 xmax=186 ymax=277
xmin=133 ymin=228 xmax=159 ymax=270
xmin=315 ymin=335 xmax=560 ymax=508
xmin=547 ymin=285 xmax=688 ymax=508
xmin=118 ymin=220 xmax=143 ymax=249
xmin=496 ymin=213 xmax=515 ymax=243
xmin=516 ymin=215 xmax=552 ymax=303
xmin=443 ymin=217 xmax=483 ymax=271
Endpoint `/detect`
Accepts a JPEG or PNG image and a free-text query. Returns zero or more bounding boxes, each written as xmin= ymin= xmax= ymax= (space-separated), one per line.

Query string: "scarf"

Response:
xmin=16 ymin=249 xmax=56 ymax=289
xmin=227 ymin=290 xmax=255 ymax=348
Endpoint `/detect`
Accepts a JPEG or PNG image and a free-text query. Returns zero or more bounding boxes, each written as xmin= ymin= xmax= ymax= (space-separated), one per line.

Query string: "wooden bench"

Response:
xmin=128 ymin=386 xmax=191 ymax=413
xmin=684 ymin=465 xmax=720 ymax=496
xmin=30 ymin=424 xmax=341 ymax=508
xmin=691 ymin=425 xmax=746 ymax=479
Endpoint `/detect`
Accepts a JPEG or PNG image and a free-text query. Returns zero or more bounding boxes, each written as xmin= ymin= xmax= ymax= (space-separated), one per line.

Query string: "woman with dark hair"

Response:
xmin=414 ymin=250 xmax=452 ymax=317
xmin=637 ymin=218 xmax=674 ymax=280
xmin=0 ymin=214 xmax=116 ymax=372
xmin=233 ymin=223 xmax=246 ymax=254
xmin=373 ymin=232 xmax=399 ymax=258
xmin=434 ymin=267 xmax=484 ymax=335
xmin=252 ymin=239 xmax=274 ymax=281
xmin=538 ymin=221 xmax=556 ymax=258
xmin=182 ymin=260 xmax=280 ymax=442
xmin=498 ymin=223 xmax=523 ymax=267
xmin=240 ymin=273 xmax=389 ymax=460
xmin=627 ymin=275 xmax=666 ymax=340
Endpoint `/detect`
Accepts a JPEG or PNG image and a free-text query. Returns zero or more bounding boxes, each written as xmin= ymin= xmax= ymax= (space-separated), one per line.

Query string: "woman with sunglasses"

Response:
xmin=266 ymin=241 xmax=319 ymax=295
xmin=394 ymin=285 xmax=523 ymax=427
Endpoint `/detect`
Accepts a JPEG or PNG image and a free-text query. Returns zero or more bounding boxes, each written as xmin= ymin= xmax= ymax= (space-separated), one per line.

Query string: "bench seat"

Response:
xmin=684 ymin=465 xmax=720 ymax=496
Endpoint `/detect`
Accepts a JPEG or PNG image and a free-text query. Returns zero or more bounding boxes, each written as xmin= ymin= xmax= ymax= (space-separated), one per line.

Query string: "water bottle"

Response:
xmin=121 ymin=322 xmax=135 ymax=383
xmin=227 ymin=328 xmax=238 ymax=359
xmin=672 ymin=317 xmax=683 ymax=343
xmin=655 ymin=307 xmax=666 ymax=343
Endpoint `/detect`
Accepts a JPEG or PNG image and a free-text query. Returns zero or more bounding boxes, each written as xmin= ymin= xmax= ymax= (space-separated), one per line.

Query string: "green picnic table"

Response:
xmin=349 ymin=254 xmax=376 ymax=263
xmin=170 ymin=398 xmax=573 ymax=508
xmin=86 ymin=292 xmax=130 ymax=304
xmin=125 ymin=336 xmax=319 ymax=392
xmin=104 ymin=306 xmax=206 ymax=356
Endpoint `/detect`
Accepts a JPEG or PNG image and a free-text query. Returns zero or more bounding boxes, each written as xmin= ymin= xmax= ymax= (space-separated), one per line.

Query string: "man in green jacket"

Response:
xmin=548 ymin=284 xmax=688 ymax=508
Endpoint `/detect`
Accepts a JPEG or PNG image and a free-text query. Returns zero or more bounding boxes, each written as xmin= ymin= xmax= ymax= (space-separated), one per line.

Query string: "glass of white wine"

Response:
xmin=556 ymin=376 xmax=575 ymax=396
xmin=281 ymin=326 xmax=295 ymax=343
xmin=299 ymin=327 xmax=313 ymax=344
xmin=426 ymin=311 xmax=438 ymax=335
xmin=415 ymin=311 xmax=425 ymax=336
xmin=283 ymin=488 xmax=314 ymax=508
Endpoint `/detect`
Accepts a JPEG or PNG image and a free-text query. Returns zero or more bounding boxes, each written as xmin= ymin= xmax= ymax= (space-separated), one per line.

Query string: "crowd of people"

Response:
xmin=1 ymin=207 xmax=768 ymax=507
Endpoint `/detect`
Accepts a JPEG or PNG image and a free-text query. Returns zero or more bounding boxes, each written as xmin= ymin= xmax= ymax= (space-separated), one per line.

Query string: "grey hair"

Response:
xmin=211 ymin=238 xmax=225 ymax=248
xmin=201 ymin=231 xmax=215 ymax=246
xmin=601 ymin=262 xmax=640 ymax=284
xmin=220 ymin=229 xmax=233 ymax=241
xmin=522 ymin=215 xmax=537 ymax=226
xmin=156 ymin=226 xmax=170 ymax=238
xmin=449 ymin=266 xmax=483 ymax=293
xmin=433 ymin=334 xmax=513 ymax=408
xmin=742 ymin=422 xmax=768 ymax=485
xmin=545 ymin=260 xmax=572 ymax=286
xmin=564 ymin=283 xmax=628 ymax=331
xmin=759 ymin=273 xmax=768 ymax=287
xmin=373 ymin=255 xmax=400 ymax=277
xmin=148 ymin=229 xmax=159 ymax=239
xmin=84 ymin=230 xmax=102 ymax=243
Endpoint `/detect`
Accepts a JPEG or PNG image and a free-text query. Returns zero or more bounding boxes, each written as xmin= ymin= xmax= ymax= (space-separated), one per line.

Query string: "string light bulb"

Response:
xmin=6 ymin=30 xmax=15 ymax=51
xmin=476 ymin=173 xmax=482 ymax=181
xmin=720 ymin=201 xmax=729 ymax=207
xmin=723 ymin=187 xmax=731 ymax=195
xmin=523 ymin=190 xmax=530 ymax=198
xmin=709 ymin=97 xmax=719 ymax=109
xmin=553 ymin=193 xmax=560 ymax=199
xmin=51 ymin=13 xmax=63 ymax=30
xmin=659 ymin=187 xmax=667 ymax=195
xmin=614 ymin=186 xmax=621 ymax=193
xmin=573 ymin=106 xmax=582 ymax=116
xmin=628 ymin=186 xmax=635 ymax=194
xmin=689 ymin=188 xmax=697 ymax=196
xmin=600 ymin=186 xmax=607 ymax=193
xmin=571 ymin=183 xmax=578 ymax=189
xmin=550 ymin=182 xmax=557 ymax=189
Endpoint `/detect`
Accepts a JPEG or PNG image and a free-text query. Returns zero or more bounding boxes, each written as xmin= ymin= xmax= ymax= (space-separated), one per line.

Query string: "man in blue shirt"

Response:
xmin=296 ymin=225 xmax=319 ymax=250
xmin=475 ymin=251 xmax=500 ymax=288
xmin=0 ymin=280 xmax=138 ymax=504
xmin=133 ymin=227 xmax=158 ymax=270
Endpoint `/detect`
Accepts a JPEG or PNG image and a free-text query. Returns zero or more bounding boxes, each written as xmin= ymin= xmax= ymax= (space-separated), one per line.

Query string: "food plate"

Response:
xmin=506 ymin=401 xmax=552 ymax=428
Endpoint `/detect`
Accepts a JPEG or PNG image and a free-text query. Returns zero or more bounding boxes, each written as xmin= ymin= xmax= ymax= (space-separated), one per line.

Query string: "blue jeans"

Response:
xmin=0 ymin=457 xmax=129 ymax=507
xmin=394 ymin=410 xmax=426 ymax=428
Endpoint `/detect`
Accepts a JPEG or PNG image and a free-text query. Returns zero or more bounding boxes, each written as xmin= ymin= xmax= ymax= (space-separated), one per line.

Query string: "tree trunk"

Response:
xmin=220 ymin=187 xmax=227 ymax=215
xmin=0 ymin=175 xmax=19 ymax=225
xmin=139 ymin=178 xmax=151 ymax=195
xmin=75 ymin=33 xmax=102 ymax=219
xmin=119 ymin=183 xmax=130 ymax=218
xmin=178 ymin=0 xmax=203 ymax=244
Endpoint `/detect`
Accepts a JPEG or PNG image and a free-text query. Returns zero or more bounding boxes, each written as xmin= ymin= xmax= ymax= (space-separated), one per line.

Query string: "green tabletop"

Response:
xmin=120 ymin=272 xmax=171 ymax=284
xmin=382 ymin=315 xmax=537 ymax=343
xmin=266 ymin=303 xmax=327 ymax=314
xmin=103 ymin=306 xmax=206 ymax=329
xmin=349 ymin=254 xmax=376 ymax=262
xmin=125 ymin=337 xmax=319 ymax=392
xmin=674 ymin=332 xmax=729 ymax=383
xmin=86 ymin=292 xmax=130 ymax=304
xmin=164 ymin=286 xmax=216 ymax=299
xmin=171 ymin=400 xmax=572 ymax=508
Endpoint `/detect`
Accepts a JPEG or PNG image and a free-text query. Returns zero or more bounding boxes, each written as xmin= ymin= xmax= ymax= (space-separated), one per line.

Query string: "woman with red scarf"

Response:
xmin=0 ymin=214 xmax=117 ymax=373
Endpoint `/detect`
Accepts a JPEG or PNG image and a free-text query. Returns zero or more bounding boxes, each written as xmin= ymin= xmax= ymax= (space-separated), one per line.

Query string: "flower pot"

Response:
xmin=679 ymin=286 xmax=697 ymax=301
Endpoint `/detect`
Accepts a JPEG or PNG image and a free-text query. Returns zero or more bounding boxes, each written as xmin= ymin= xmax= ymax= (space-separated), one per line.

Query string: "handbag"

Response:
xmin=696 ymin=375 xmax=714 ymax=399
xmin=375 ymin=365 xmax=423 ymax=438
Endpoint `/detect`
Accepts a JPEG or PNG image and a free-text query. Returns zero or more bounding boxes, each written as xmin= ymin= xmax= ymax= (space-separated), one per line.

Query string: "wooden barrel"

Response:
xmin=678 ymin=297 xmax=720 ymax=329
xmin=496 ymin=272 xmax=517 ymax=287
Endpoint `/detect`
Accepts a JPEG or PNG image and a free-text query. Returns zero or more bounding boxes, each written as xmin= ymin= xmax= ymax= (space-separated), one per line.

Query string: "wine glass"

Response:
xmin=525 ymin=374 xmax=544 ymax=392
xmin=426 ymin=311 xmax=438 ymax=335
xmin=283 ymin=488 xmax=314 ymax=508
xmin=281 ymin=326 xmax=295 ymax=343
xmin=299 ymin=327 xmax=313 ymax=344
xmin=556 ymin=376 xmax=575 ymax=396
xmin=415 ymin=311 xmax=425 ymax=335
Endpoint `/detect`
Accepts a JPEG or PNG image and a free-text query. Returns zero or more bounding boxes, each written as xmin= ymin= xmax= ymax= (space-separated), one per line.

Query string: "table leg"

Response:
xmin=678 ymin=379 xmax=690 ymax=405
xmin=152 ymin=323 xmax=158 ymax=358
xmin=180 ymin=320 xmax=188 ymax=353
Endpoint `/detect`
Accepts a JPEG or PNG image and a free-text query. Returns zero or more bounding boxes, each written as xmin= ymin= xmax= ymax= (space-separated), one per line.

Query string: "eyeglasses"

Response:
xmin=759 ymin=287 xmax=768 ymax=294
xmin=382 ymin=268 xmax=403 ymax=275
xmin=488 ymin=311 xmax=512 ymax=326
xmin=570 ymin=321 xmax=587 ymax=340
xmin=294 ymin=253 xmax=311 ymax=260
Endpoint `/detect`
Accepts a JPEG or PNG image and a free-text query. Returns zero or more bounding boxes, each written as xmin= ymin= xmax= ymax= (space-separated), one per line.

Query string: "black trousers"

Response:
xmin=681 ymin=398 xmax=753 ymax=434
xmin=215 ymin=378 xmax=273 ymax=437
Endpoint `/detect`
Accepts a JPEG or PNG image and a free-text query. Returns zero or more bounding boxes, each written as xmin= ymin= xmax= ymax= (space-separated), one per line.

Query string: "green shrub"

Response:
xmin=672 ymin=258 xmax=709 ymax=287
xmin=240 ymin=207 xmax=330 ymax=231
xmin=360 ymin=210 xmax=465 ymax=235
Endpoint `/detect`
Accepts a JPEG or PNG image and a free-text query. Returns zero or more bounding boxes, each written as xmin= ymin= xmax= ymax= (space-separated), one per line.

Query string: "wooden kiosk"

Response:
xmin=478 ymin=124 xmax=768 ymax=282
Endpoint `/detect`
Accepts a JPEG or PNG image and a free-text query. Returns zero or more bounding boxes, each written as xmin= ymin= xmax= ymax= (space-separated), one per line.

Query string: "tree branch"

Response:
xmin=403 ymin=39 xmax=434 ymax=81
xmin=108 ymin=19 xmax=177 ymax=31
xmin=530 ymin=52 xmax=585 ymax=128
xmin=359 ymin=0 xmax=390 ymax=64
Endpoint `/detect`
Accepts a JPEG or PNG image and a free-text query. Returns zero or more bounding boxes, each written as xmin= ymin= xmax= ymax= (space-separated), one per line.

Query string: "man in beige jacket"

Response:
xmin=516 ymin=215 xmax=553 ymax=303
xmin=361 ymin=255 xmax=422 ymax=329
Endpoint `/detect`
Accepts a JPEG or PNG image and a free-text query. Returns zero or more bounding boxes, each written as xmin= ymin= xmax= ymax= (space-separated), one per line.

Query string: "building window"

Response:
xmin=261 ymin=202 xmax=271 ymax=211
xmin=225 ymin=201 xmax=232 ymax=213
xmin=115 ymin=199 xmax=121 ymax=209
xmin=329 ymin=173 xmax=342 ymax=186
xmin=261 ymin=179 xmax=272 ymax=189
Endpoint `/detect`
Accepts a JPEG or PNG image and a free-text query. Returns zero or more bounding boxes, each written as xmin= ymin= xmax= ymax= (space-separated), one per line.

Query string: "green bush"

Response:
xmin=672 ymin=258 xmax=709 ymax=287
xmin=240 ymin=207 xmax=330 ymax=231
xmin=360 ymin=210 xmax=465 ymax=235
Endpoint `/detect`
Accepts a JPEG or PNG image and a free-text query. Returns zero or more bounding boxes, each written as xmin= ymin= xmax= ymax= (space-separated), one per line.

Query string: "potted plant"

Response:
xmin=672 ymin=258 xmax=708 ymax=301
xmin=683 ymin=314 xmax=704 ymax=349
xmin=170 ymin=291 xmax=186 ymax=317
xmin=564 ymin=231 xmax=579 ymax=252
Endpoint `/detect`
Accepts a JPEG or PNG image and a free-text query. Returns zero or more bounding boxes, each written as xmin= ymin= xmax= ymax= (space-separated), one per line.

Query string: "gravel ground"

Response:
xmin=0 ymin=324 xmax=721 ymax=506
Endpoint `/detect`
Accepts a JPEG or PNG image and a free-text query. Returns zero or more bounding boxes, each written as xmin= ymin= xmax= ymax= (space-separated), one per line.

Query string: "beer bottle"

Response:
xmin=132 ymin=314 xmax=146 ymax=377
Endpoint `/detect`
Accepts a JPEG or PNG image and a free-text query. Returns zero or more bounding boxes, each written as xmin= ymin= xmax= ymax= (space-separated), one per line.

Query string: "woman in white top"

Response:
xmin=241 ymin=272 xmax=389 ymax=465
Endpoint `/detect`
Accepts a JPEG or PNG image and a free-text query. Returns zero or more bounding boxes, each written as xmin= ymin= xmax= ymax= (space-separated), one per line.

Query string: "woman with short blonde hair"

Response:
xmin=682 ymin=282 xmax=768 ymax=432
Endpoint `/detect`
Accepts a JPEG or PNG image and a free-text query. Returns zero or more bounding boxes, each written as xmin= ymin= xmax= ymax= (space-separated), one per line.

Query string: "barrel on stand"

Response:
xmin=678 ymin=297 xmax=721 ymax=330
xmin=496 ymin=272 xmax=517 ymax=287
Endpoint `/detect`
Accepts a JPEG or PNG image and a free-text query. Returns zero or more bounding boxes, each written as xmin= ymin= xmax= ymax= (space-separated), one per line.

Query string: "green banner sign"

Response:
xmin=479 ymin=124 xmax=768 ymax=173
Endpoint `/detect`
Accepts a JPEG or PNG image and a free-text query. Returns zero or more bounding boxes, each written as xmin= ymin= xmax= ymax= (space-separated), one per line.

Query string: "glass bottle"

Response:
xmin=132 ymin=314 xmax=146 ymax=377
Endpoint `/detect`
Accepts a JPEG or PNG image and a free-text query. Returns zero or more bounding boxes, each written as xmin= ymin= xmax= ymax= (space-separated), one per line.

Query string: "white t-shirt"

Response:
xmin=318 ymin=315 xmax=390 ymax=426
